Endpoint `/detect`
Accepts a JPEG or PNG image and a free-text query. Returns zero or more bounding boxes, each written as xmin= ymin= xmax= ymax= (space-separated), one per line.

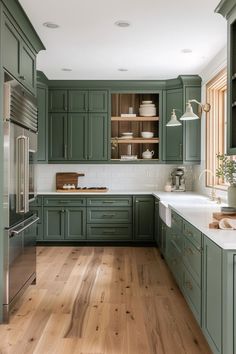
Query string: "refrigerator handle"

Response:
xmin=16 ymin=135 xmax=29 ymax=214
xmin=24 ymin=136 xmax=29 ymax=213
xmin=10 ymin=217 xmax=39 ymax=236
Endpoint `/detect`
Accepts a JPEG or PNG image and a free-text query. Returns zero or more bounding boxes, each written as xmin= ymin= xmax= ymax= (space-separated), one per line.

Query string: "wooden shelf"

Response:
xmin=111 ymin=116 xmax=159 ymax=122
xmin=111 ymin=138 xmax=159 ymax=144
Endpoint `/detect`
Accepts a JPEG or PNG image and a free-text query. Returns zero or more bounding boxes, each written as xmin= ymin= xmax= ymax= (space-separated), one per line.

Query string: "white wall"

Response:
xmin=193 ymin=45 xmax=227 ymax=201
xmin=37 ymin=164 xmax=194 ymax=192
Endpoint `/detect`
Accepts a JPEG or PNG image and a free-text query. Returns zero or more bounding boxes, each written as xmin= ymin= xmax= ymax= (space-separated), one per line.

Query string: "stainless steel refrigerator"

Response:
xmin=2 ymin=80 xmax=39 ymax=322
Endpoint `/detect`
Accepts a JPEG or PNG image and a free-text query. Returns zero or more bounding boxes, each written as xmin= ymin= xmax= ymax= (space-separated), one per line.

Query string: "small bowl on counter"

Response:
xmin=141 ymin=131 xmax=154 ymax=138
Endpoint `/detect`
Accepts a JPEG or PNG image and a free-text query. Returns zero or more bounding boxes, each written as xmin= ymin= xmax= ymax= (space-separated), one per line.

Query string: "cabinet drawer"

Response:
xmin=87 ymin=224 xmax=132 ymax=240
xmin=87 ymin=197 xmax=132 ymax=207
xmin=183 ymin=237 xmax=202 ymax=286
xmin=171 ymin=210 xmax=182 ymax=233
xmin=183 ymin=220 xmax=201 ymax=248
xmin=43 ymin=197 xmax=86 ymax=207
xmin=182 ymin=266 xmax=201 ymax=324
xmin=87 ymin=207 xmax=132 ymax=223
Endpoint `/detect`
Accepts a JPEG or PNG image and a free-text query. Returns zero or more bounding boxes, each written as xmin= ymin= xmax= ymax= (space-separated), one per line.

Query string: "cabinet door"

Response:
xmin=48 ymin=113 xmax=67 ymax=161
xmin=134 ymin=196 xmax=154 ymax=240
xmin=2 ymin=15 xmax=21 ymax=79
xmin=44 ymin=207 xmax=64 ymax=241
xmin=154 ymin=200 xmax=159 ymax=246
xmin=68 ymin=90 xmax=88 ymax=112
xmin=165 ymin=89 xmax=183 ymax=161
xmin=87 ymin=113 xmax=108 ymax=161
xmin=37 ymin=84 xmax=48 ymax=162
xmin=159 ymin=220 xmax=166 ymax=255
xmin=89 ymin=91 xmax=107 ymax=112
xmin=49 ymin=90 xmax=68 ymax=112
xmin=202 ymin=237 xmax=222 ymax=354
xmin=184 ymin=86 xmax=201 ymax=162
xmin=65 ymin=207 xmax=86 ymax=240
xmin=68 ymin=113 xmax=87 ymax=160
xmin=20 ymin=42 xmax=36 ymax=94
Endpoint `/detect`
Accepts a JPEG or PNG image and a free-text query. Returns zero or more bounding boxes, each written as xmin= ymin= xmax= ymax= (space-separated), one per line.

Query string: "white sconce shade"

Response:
xmin=166 ymin=109 xmax=182 ymax=127
xmin=180 ymin=102 xmax=199 ymax=121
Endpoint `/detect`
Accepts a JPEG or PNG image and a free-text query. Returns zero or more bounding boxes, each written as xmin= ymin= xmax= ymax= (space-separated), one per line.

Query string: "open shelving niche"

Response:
xmin=111 ymin=93 xmax=160 ymax=161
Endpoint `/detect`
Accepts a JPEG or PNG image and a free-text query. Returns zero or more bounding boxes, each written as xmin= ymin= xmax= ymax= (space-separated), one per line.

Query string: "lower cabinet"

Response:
xmin=134 ymin=196 xmax=154 ymax=240
xmin=202 ymin=237 xmax=222 ymax=354
xmin=44 ymin=207 xmax=86 ymax=241
xmin=154 ymin=199 xmax=159 ymax=245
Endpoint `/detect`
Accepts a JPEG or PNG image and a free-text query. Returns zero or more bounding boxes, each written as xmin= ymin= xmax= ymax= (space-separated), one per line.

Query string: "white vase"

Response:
xmin=227 ymin=185 xmax=236 ymax=207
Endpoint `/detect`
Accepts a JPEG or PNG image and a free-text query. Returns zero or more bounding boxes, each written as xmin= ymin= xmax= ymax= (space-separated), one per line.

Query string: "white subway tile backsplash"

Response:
xmin=36 ymin=164 xmax=194 ymax=192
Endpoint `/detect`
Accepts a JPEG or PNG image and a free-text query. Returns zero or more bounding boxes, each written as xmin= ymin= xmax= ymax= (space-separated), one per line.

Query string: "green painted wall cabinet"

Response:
xmin=48 ymin=89 xmax=108 ymax=162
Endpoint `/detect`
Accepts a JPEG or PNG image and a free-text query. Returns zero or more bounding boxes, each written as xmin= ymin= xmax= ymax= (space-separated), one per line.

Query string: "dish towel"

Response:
xmin=219 ymin=218 xmax=236 ymax=230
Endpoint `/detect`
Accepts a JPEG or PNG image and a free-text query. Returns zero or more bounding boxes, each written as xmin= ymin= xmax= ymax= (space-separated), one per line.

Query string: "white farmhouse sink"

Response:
xmin=159 ymin=201 xmax=172 ymax=227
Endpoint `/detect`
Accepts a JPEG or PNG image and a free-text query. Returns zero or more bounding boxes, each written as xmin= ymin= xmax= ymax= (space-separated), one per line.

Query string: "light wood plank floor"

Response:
xmin=0 ymin=247 xmax=212 ymax=354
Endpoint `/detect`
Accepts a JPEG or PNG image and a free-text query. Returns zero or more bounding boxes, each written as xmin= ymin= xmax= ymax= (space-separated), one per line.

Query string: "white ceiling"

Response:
xmin=19 ymin=0 xmax=227 ymax=80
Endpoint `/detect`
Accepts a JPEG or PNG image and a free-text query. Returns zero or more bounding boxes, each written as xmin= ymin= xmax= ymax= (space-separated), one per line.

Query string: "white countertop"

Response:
xmin=38 ymin=190 xmax=236 ymax=250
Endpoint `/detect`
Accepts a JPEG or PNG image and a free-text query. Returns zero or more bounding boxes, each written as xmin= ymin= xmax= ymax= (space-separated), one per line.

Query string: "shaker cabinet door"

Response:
xmin=20 ymin=42 xmax=36 ymax=94
xmin=165 ymin=89 xmax=183 ymax=161
xmin=37 ymin=84 xmax=48 ymax=162
xmin=48 ymin=113 xmax=67 ymax=161
xmin=87 ymin=113 xmax=108 ymax=161
xmin=44 ymin=207 xmax=65 ymax=241
xmin=68 ymin=113 xmax=87 ymax=160
xmin=68 ymin=90 xmax=88 ymax=112
xmin=49 ymin=90 xmax=68 ymax=112
xmin=134 ymin=196 xmax=154 ymax=240
xmin=89 ymin=91 xmax=108 ymax=112
xmin=65 ymin=207 xmax=86 ymax=240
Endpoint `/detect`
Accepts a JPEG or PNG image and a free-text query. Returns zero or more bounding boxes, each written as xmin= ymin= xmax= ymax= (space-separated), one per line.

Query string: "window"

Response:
xmin=206 ymin=69 xmax=227 ymax=188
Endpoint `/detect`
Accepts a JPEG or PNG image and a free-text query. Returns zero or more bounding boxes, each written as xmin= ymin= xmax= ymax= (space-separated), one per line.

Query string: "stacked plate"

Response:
xmin=139 ymin=100 xmax=156 ymax=117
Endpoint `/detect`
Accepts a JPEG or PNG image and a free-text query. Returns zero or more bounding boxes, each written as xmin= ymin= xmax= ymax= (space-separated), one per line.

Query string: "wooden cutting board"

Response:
xmin=212 ymin=212 xmax=236 ymax=221
xmin=56 ymin=172 xmax=85 ymax=190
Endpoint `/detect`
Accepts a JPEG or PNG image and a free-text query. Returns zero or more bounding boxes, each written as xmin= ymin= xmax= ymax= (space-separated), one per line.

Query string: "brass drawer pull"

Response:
xmin=184 ymin=247 xmax=194 ymax=255
xmin=103 ymin=201 xmax=115 ymax=204
xmin=186 ymin=230 xmax=193 ymax=237
xmin=103 ymin=230 xmax=116 ymax=234
xmin=102 ymin=214 xmax=115 ymax=217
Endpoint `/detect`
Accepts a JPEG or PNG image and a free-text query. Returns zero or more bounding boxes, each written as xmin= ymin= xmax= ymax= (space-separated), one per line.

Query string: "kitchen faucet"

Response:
xmin=198 ymin=169 xmax=218 ymax=201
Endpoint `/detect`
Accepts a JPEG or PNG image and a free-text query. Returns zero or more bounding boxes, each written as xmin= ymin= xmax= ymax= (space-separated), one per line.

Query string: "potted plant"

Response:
xmin=216 ymin=154 xmax=236 ymax=207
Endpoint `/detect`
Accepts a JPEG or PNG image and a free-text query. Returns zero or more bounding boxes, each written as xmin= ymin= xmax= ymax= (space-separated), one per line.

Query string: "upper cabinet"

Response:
xmin=37 ymin=82 xmax=48 ymax=163
xmin=48 ymin=89 xmax=108 ymax=162
xmin=164 ymin=76 xmax=201 ymax=164
xmin=216 ymin=0 xmax=236 ymax=155
xmin=1 ymin=3 xmax=45 ymax=95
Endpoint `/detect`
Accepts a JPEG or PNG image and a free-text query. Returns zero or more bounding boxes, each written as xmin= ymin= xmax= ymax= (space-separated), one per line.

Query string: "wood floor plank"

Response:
xmin=0 ymin=246 xmax=212 ymax=354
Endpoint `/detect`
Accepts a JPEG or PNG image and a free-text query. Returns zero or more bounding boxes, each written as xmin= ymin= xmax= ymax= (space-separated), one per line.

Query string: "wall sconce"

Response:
xmin=166 ymin=109 xmax=182 ymax=127
xmin=180 ymin=99 xmax=211 ymax=121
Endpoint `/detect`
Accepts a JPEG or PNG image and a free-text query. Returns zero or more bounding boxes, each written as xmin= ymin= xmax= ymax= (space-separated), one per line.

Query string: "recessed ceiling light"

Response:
xmin=43 ymin=22 xmax=59 ymax=29
xmin=118 ymin=68 xmax=128 ymax=72
xmin=115 ymin=21 xmax=131 ymax=28
xmin=181 ymin=48 xmax=193 ymax=54
xmin=61 ymin=68 xmax=72 ymax=72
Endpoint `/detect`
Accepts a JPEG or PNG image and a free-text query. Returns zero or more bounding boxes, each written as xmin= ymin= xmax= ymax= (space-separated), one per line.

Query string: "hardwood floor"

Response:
xmin=0 ymin=247 xmax=212 ymax=354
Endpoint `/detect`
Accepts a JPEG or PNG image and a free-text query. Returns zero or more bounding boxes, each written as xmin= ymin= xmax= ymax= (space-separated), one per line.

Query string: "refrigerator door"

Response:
xmin=3 ymin=215 xmax=39 ymax=322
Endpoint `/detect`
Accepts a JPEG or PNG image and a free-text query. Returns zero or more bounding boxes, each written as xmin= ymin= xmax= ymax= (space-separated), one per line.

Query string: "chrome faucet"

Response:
xmin=198 ymin=169 xmax=217 ymax=201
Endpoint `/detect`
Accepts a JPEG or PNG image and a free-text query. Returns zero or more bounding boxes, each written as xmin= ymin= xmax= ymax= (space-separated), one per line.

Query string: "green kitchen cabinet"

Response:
xmin=44 ymin=207 xmax=65 ymax=241
xmin=68 ymin=90 xmax=88 ymax=112
xmin=88 ymin=91 xmax=108 ymax=112
xmin=202 ymin=237 xmax=222 ymax=354
xmin=88 ymin=113 xmax=108 ymax=160
xmin=68 ymin=113 xmax=87 ymax=160
xmin=65 ymin=207 xmax=86 ymax=240
xmin=154 ymin=199 xmax=159 ymax=246
xmin=44 ymin=206 xmax=86 ymax=241
xmin=163 ymin=76 xmax=201 ymax=164
xmin=216 ymin=0 xmax=236 ymax=155
xmin=37 ymin=83 xmax=48 ymax=163
xmin=2 ymin=14 xmax=21 ymax=80
xmin=30 ymin=207 xmax=43 ymax=241
xmin=165 ymin=89 xmax=183 ymax=161
xmin=48 ymin=113 xmax=67 ymax=161
xmin=49 ymin=89 xmax=68 ymax=112
xmin=134 ymin=196 xmax=154 ymax=240
xmin=183 ymin=86 xmax=201 ymax=162
xmin=2 ymin=12 xmax=37 ymax=94
xmin=159 ymin=219 xmax=167 ymax=255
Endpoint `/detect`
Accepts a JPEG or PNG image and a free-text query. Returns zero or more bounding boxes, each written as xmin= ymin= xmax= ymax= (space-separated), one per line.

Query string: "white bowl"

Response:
xmin=121 ymin=132 xmax=133 ymax=136
xmin=141 ymin=131 xmax=154 ymax=138
xmin=139 ymin=107 xmax=156 ymax=117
